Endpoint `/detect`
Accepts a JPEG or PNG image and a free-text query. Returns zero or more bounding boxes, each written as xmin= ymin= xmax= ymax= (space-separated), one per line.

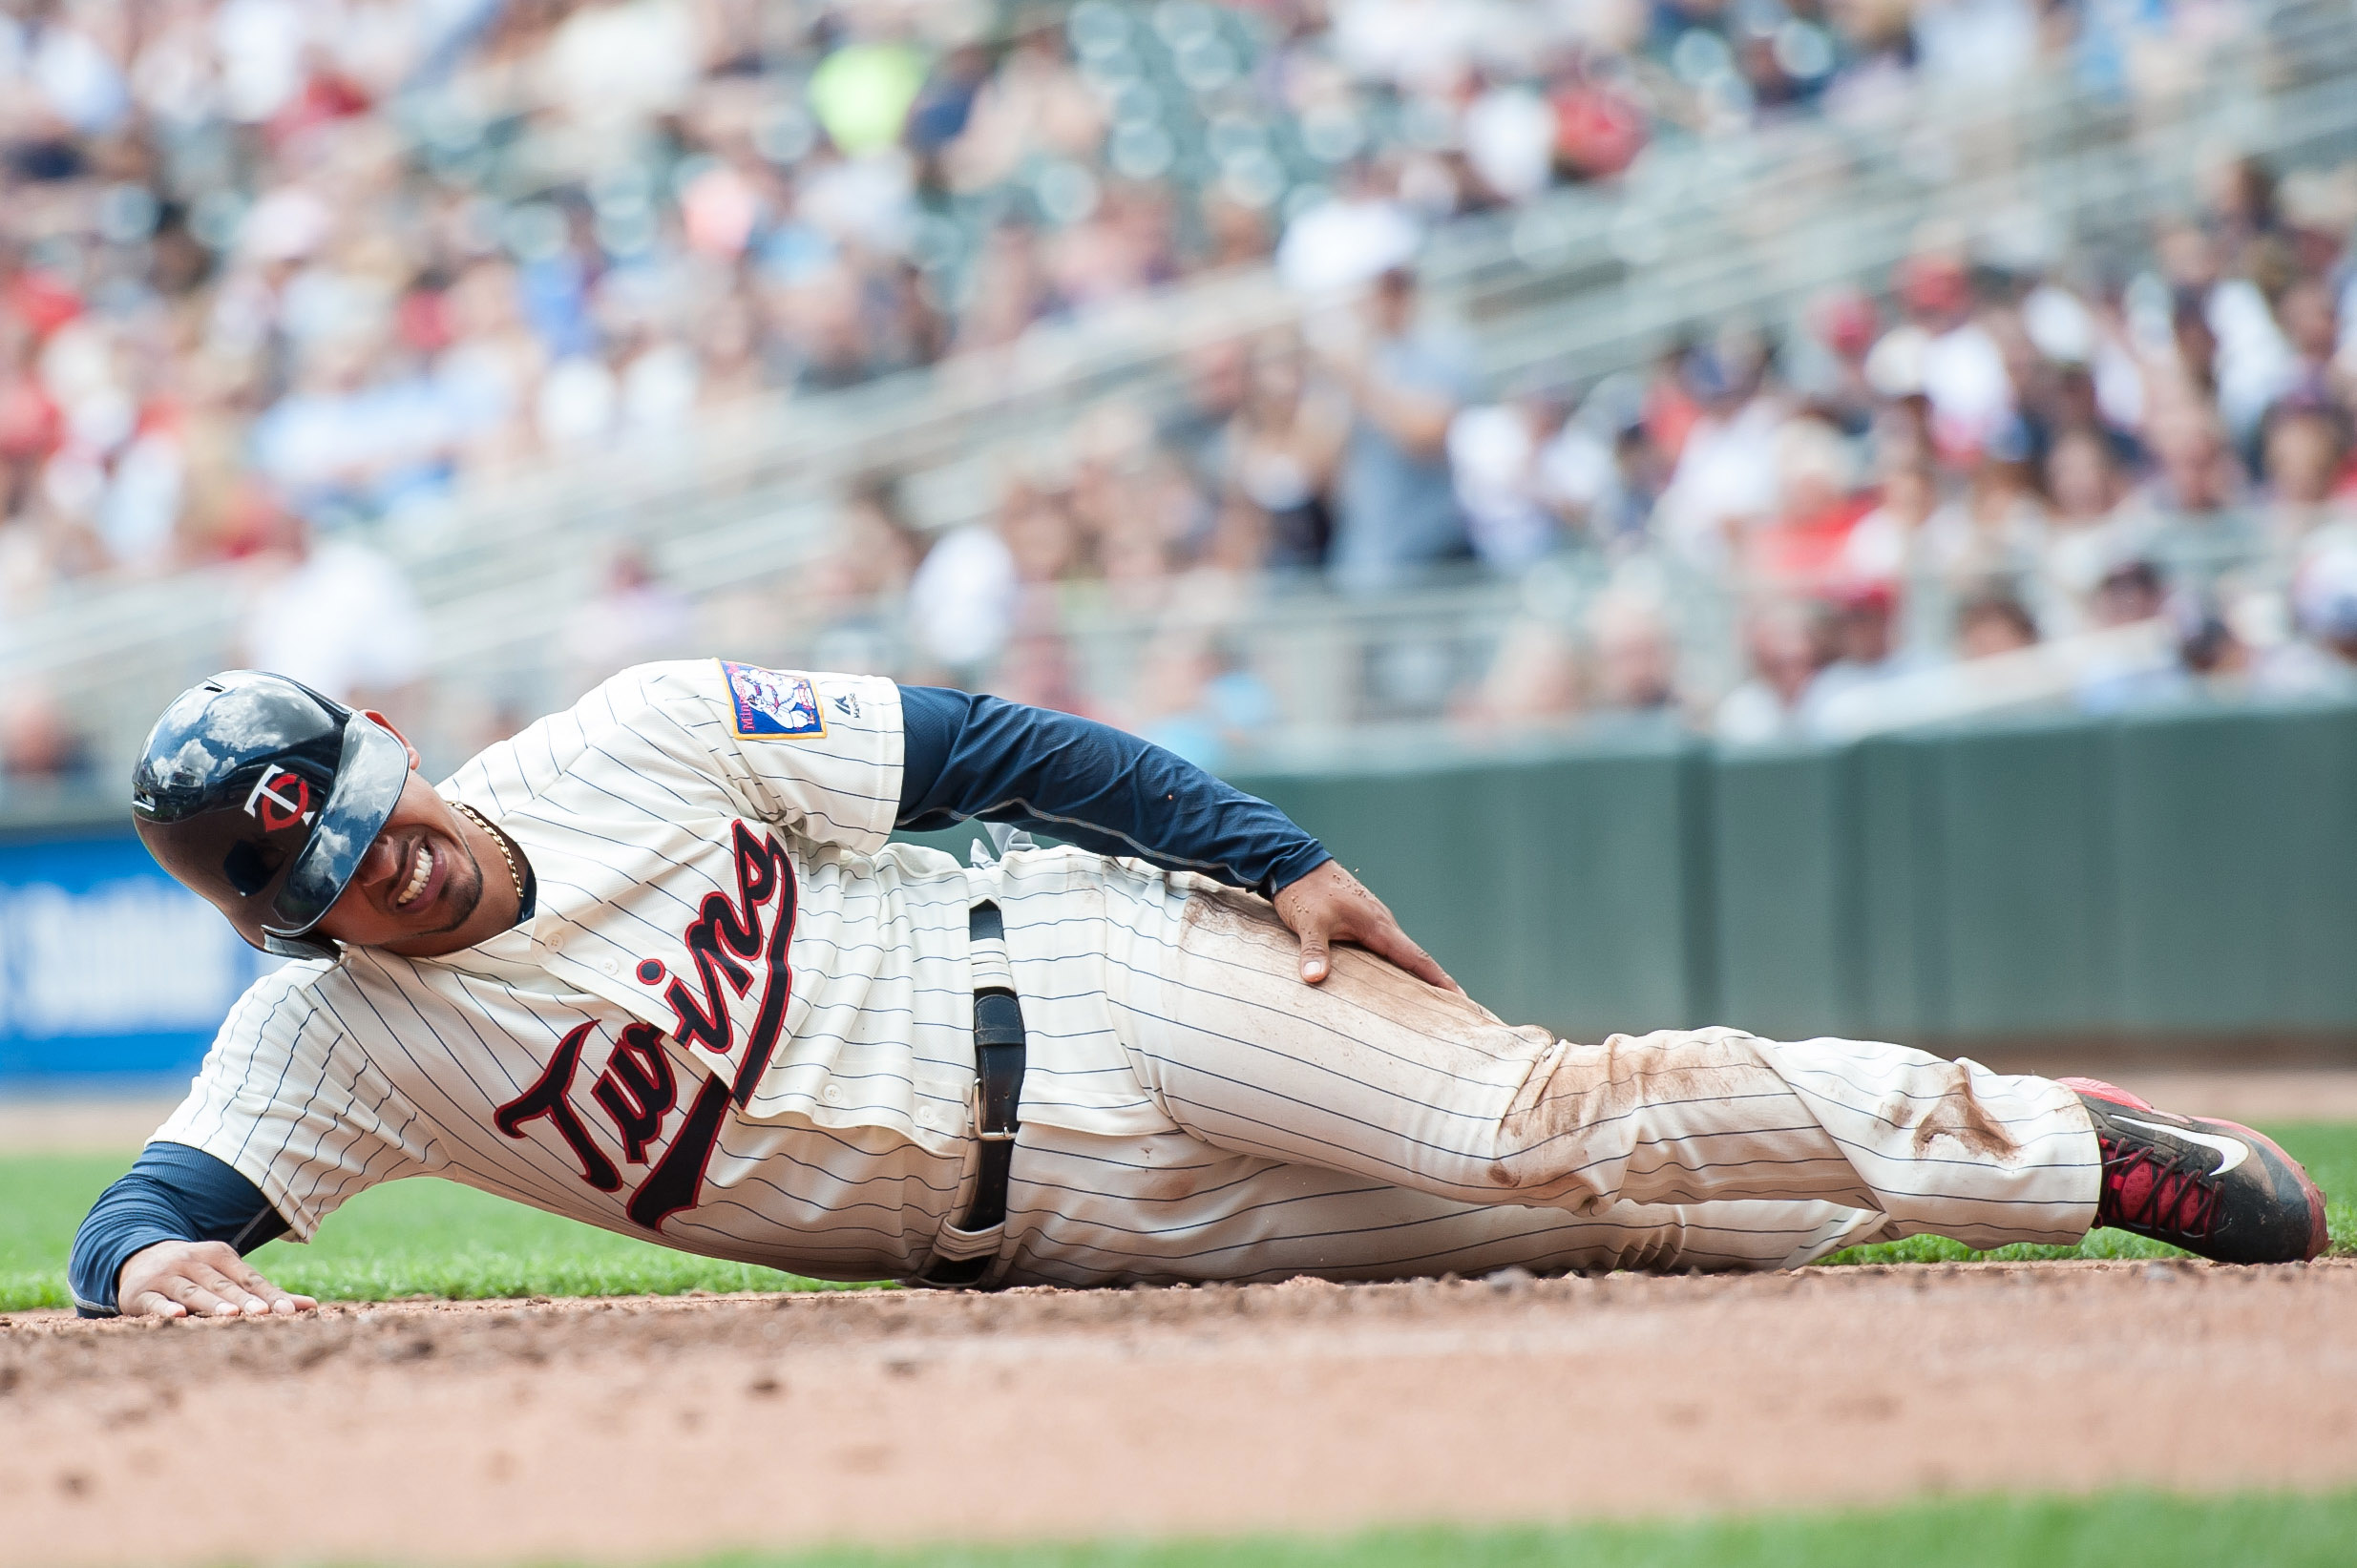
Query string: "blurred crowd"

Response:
xmin=758 ymin=146 xmax=2357 ymax=763
xmin=2 ymin=0 xmax=2348 ymax=781
xmin=0 ymin=0 xmax=2230 ymax=579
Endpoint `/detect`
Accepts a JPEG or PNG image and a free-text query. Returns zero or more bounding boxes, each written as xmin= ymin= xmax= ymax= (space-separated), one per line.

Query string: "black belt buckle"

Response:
xmin=970 ymin=993 xmax=1024 ymax=1144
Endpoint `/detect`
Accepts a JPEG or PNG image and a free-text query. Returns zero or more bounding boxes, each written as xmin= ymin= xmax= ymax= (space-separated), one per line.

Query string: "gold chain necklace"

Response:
xmin=454 ymin=802 xmax=524 ymax=913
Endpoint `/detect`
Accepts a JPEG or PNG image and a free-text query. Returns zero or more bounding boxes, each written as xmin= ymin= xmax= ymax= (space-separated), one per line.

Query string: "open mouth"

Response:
xmin=390 ymin=838 xmax=437 ymax=911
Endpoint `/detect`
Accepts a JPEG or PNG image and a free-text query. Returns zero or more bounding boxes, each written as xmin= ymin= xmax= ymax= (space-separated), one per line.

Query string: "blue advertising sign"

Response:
xmin=0 ymin=829 xmax=277 ymax=1082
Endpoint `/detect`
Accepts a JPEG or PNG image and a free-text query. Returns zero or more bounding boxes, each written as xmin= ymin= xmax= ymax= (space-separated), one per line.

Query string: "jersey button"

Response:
xmin=820 ymin=1084 xmax=846 ymax=1106
xmin=599 ymin=956 xmax=620 ymax=976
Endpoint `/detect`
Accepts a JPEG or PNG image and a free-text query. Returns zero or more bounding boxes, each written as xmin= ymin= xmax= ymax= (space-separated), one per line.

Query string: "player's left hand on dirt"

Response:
xmin=118 ymin=1239 xmax=318 ymax=1320
xmin=1274 ymin=861 xmax=1461 ymax=993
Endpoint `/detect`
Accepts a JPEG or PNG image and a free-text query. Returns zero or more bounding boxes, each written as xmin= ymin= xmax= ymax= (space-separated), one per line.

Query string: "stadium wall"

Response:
xmin=1236 ymin=700 xmax=2357 ymax=1055
xmin=4 ymin=700 xmax=2352 ymax=1086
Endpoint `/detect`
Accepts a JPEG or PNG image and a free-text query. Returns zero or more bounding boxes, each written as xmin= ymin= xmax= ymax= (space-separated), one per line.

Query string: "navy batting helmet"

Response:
xmin=131 ymin=671 xmax=411 ymax=961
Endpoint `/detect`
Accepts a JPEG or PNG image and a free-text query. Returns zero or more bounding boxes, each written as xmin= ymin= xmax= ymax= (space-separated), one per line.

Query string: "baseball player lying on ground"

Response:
xmin=75 ymin=661 xmax=2326 ymax=1319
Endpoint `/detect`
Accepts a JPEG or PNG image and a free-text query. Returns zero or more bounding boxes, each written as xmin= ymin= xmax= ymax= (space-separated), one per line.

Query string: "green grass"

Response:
xmin=5 ymin=1124 xmax=2352 ymax=1313
xmin=0 ymin=1155 xmax=848 ymax=1310
xmin=1 ymin=1152 xmax=121 ymax=1309
xmin=584 ymin=1490 xmax=2357 ymax=1568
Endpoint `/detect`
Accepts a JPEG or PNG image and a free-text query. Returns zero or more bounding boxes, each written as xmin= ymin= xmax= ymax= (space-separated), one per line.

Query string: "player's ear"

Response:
xmin=359 ymin=710 xmax=423 ymax=773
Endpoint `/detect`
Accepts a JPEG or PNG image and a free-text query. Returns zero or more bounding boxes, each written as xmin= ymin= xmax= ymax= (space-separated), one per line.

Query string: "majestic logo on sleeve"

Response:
xmin=493 ymin=821 xmax=797 ymax=1231
xmin=721 ymin=661 xmax=826 ymax=740
xmin=242 ymin=765 xmax=316 ymax=832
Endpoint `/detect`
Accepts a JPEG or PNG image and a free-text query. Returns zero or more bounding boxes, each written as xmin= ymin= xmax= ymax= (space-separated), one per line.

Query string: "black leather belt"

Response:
xmin=918 ymin=902 xmax=1026 ymax=1287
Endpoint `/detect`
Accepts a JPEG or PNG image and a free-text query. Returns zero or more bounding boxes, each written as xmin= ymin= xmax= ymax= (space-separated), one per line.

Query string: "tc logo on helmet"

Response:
xmin=243 ymin=765 xmax=316 ymax=833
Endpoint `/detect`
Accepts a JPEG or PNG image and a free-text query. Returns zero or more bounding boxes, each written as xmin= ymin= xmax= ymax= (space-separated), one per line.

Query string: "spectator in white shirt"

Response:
xmin=1716 ymin=600 xmax=1832 ymax=743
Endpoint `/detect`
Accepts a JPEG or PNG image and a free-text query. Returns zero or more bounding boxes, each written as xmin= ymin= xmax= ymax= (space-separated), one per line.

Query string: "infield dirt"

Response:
xmin=3 ymin=1260 xmax=2353 ymax=1567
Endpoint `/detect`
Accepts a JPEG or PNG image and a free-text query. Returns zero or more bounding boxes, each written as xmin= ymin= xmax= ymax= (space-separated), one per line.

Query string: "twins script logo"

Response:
xmin=494 ymin=821 xmax=797 ymax=1231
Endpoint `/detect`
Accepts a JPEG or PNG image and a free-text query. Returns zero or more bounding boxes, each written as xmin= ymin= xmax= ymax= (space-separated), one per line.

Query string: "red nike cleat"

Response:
xmin=2061 ymin=1077 xmax=2328 ymax=1265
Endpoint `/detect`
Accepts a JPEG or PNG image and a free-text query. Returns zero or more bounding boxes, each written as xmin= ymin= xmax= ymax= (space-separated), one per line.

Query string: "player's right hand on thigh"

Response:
xmin=117 ymin=1239 xmax=318 ymax=1319
xmin=1274 ymin=860 xmax=1461 ymax=993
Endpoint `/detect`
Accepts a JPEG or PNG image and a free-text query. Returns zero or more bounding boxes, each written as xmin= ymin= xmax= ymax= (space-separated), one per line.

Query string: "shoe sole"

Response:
xmin=2060 ymin=1076 xmax=2329 ymax=1262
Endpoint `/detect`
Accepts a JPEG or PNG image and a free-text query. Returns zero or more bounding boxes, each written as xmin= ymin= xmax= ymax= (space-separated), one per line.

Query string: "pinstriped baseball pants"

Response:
xmin=985 ymin=868 xmax=2101 ymax=1288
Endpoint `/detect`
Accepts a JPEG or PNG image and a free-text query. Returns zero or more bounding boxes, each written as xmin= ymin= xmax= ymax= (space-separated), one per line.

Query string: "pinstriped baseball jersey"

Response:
xmin=155 ymin=660 xmax=993 ymax=1280
xmin=151 ymin=659 xmax=2101 ymax=1291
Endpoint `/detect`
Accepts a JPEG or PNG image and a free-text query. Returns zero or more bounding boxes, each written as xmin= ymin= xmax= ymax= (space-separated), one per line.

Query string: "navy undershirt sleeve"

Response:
xmin=895 ymin=685 xmax=1331 ymax=897
xmin=68 ymin=1142 xmax=288 ymax=1318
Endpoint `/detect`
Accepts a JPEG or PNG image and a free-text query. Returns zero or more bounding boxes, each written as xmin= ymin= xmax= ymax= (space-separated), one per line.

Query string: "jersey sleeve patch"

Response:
xmin=720 ymin=661 xmax=828 ymax=741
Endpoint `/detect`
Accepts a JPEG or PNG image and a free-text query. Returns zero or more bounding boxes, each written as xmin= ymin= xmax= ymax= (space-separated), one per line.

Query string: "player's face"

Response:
xmin=314 ymin=767 xmax=490 ymax=951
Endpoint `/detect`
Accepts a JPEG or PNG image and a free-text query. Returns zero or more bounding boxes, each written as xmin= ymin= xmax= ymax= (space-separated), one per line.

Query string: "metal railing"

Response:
xmin=431 ymin=515 xmax=2315 ymax=781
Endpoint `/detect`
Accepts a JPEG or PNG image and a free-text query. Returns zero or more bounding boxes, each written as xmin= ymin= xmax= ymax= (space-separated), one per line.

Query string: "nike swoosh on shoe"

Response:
xmin=2115 ymin=1116 xmax=2248 ymax=1177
